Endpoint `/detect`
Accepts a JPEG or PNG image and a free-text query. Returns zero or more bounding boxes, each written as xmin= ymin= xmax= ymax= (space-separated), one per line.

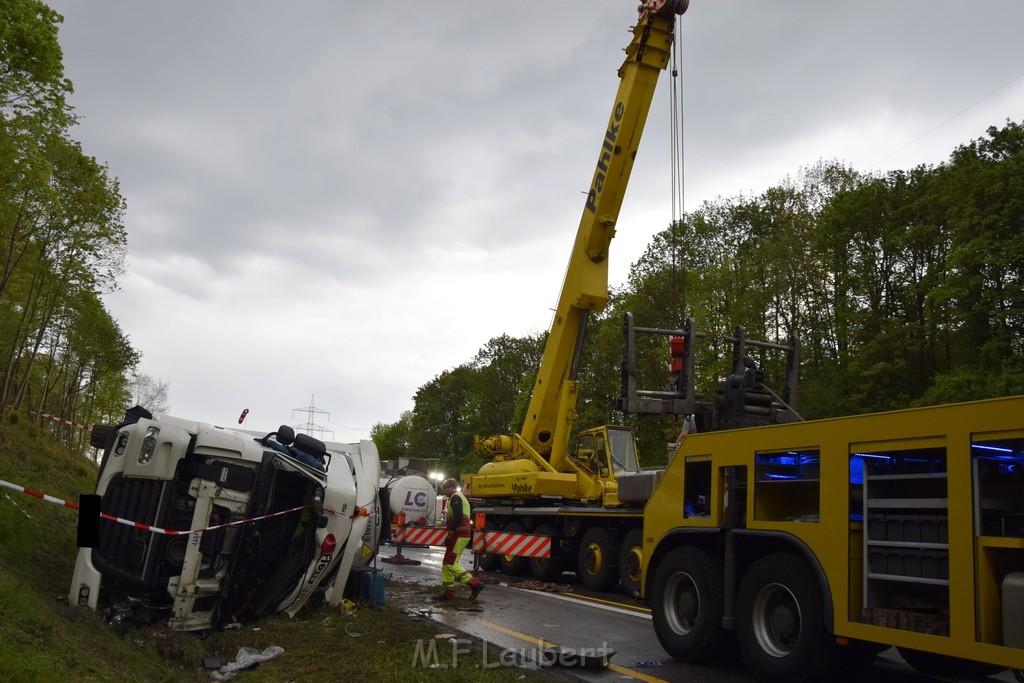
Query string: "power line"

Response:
xmin=870 ymin=70 xmax=1024 ymax=169
xmin=292 ymin=394 xmax=334 ymax=441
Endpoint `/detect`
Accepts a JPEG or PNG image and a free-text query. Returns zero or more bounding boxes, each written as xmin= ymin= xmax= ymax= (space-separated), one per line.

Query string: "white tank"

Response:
xmin=388 ymin=475 xmax=437 ymax=526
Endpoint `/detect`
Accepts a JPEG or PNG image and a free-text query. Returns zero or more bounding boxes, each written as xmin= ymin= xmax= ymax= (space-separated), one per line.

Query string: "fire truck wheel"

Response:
xmin=529 ymin=524 xmax=564 ymax=581
xmin=618 ymin=528 xmax=644 ymax=596
xmin=499 ymin=522 xmax=529 ymax=576
xmin=896 ymin=647 xmax=1004 ymax=679
xmin=736 ymin=552 xmax=834 ymax=682
xmin=577 ymin=527 xmax=620 ymax=592
xmin=650 ymin=546 xmax=729 ymax=662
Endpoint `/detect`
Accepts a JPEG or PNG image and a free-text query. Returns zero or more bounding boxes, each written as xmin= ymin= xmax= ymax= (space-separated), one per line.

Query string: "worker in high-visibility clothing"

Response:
xmin=434 ymin=478 xmax=484 ymax=601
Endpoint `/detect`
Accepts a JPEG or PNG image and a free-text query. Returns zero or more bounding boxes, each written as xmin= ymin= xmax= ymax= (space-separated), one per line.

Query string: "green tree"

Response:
xmin=0 ymin=0 xmax=70 ymax=121
xmin=409 ymin=365 xmax=476 ymax=477
xmin=398 ymin=121 xmax=1024 ymax=468
xmin=466 ymin=333 xmax=543 ymax=436
xmin=371 ymin=410 xmax=412 ymax=461
xmin=924 ymin=119 xmax=1024 ymax=400
xmin=127 ymin=372 xmax=170 ymax=414
xmin=0 ymin=2 xmax=134 ymax=445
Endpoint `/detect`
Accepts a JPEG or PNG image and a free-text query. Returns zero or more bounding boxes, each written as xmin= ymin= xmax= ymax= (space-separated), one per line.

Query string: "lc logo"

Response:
xmin=405 ymin=491 xmax=428 ymax=507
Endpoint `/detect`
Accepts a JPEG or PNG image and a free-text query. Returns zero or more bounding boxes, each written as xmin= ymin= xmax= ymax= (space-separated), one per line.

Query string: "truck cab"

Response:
xmin=70 ymin=406 xmax=381 ymax=632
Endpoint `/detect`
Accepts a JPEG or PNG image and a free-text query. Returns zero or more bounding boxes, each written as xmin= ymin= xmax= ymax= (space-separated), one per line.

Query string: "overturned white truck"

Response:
xmin=69 ymin=406 xmax=381 ymax=631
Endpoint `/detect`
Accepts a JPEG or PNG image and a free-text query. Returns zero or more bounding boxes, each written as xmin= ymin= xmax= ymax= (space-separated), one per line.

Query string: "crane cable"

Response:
xmin=668 ymin=18 xmax=686 ymax=321
xmin=668 ymin=26 xmax=684 ymax=225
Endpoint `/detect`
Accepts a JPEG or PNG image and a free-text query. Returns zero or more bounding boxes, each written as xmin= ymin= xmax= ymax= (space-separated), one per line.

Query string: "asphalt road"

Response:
xmin=374 ymin=542 xmax=1018 ymax=683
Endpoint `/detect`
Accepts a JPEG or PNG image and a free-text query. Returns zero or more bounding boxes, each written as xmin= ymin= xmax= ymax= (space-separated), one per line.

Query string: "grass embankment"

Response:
xmin=0 ymin=413 xmax=559 ymax=682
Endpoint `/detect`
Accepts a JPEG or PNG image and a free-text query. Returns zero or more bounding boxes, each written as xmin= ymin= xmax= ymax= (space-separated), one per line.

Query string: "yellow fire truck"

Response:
xmin=640 ymin=394 xmax=1024 ymax=680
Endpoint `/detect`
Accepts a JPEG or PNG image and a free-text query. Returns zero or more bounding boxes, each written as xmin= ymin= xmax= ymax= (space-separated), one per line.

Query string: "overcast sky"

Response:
xmin=46 ymin=1 xmax=1024 ymax=443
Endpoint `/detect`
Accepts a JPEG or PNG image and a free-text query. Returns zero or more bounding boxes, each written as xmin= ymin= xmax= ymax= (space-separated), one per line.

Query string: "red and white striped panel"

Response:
xmin=473 ymin=530 xmax=551 ymax=558
xmin=395 ymin=526 xmax=449 ymax=546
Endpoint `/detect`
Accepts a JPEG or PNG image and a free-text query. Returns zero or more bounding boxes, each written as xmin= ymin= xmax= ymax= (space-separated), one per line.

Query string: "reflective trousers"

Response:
xmin=441 ymin=535 xmax=472 ymax=586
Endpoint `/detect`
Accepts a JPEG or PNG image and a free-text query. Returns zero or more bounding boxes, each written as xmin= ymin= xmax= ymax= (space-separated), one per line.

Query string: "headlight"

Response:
xmin=139 ymin=426 xmax=159 ymax=464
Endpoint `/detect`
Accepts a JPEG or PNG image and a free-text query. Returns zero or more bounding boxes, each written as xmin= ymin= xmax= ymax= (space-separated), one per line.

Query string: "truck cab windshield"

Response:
xmin=607 ymin=427 xmax=638 ymax=473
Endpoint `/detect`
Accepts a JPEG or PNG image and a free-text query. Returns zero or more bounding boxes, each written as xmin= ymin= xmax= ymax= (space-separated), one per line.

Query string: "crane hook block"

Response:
xmin=640 ymin=0 xmax=689 ymax=17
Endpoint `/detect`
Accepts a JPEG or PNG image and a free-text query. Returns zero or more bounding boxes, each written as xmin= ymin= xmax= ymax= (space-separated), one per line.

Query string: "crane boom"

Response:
xmin=475 ymin=3 xmax=684 ymax=473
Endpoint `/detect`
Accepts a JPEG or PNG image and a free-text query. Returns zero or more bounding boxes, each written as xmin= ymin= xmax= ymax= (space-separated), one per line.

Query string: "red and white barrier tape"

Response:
xmin=37 ymin=412 xmax=91 ymax=432
xmin=101 ymin=503 xmax=309 ymax=536
xmin=0 ymin=479 xmax=80 ymax=510
xmin=3 ymin=404 xmax=91 ymax=432
xmin=0 ymin=478 xmax=352 ymax=536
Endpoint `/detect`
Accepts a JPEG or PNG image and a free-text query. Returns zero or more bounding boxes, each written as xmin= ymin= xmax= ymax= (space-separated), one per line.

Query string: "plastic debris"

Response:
xmin=210 ymin=645 xmax=284 ymax=680
xmin=635 ymin=660 xmax=661 ymax=668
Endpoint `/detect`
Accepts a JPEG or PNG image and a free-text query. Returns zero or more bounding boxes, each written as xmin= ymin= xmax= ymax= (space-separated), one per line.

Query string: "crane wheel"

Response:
xmin=577 ymin=527 xmax=620 ymax=592
xmin=499 ymin=522 xmax=529 ymax=576
xmin=476 ymin=551 xmax=500 ymax=571
xmin=618 ymin=528 xmax=644 ymax=596
xmin=529 ymin=524 xmax=565 ymax=581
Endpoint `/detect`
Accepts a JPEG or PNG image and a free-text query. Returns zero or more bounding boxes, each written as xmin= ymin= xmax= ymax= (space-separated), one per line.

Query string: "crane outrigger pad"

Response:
xmin=539 ymin=644 xmax=615 ymax=669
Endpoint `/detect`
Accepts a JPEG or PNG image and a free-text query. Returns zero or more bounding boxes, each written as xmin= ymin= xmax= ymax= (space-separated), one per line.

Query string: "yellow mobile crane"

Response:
xmin=463 ymin=0 xmax=688 ymax=591
xmin=463 ymin=0 xmax=800 ymax=595
xmin=463 ymin=0 xmax=799 ymax=595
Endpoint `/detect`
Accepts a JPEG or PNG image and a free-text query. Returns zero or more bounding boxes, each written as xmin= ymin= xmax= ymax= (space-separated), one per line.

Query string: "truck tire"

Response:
xmin=499 ymin=522 xmax=529 ymax=576
xmin=577 ymin=527 xmax=619 ymax=592
xmin=651 ymin=546 xmax=729 ymax=662
xmin=618 ymin=528 xmax=644 ymax=596
xmin=474 ymin=521 xmax=500 ymax=570
xmin=90 ymin=424 xmax=117 ymax=480
xmin=735 ymin=552 xmax=834 ymax=682
xmin=90 ymin=424 xmax=116 ymax=451
xmin=896 ymin=647 xmax=1004 ymax=679
xmin=529 ymin=524 xmax=564 ymax=581
xmin=476 ymin=551 xmax=500 ymax=571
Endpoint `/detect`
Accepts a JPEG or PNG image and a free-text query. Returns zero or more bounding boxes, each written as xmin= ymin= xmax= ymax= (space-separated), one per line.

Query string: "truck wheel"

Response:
xmin=474 ymin=523 xmax=500 ymax=570
xmin=896 ymin=647 xmax=1004 ymax=678
xmin=736 ymin=553 xmax=834 ymax=682
xmin=577 ymin=527 xmax=619 ymax=592
xmin=476 ymin=551 xmax=500 ymax=571
xmin=499 ymin=522 xmax=529 ymax=576
xmin=618 ymin=528 xmax=644 ymax=596
xmin=529 ymin=524 xmax=564 ymax=581
xmin=651 ymin=546 xmax=729 ymax=662
xmin=90 ymin=424 xmax=116 ymax=451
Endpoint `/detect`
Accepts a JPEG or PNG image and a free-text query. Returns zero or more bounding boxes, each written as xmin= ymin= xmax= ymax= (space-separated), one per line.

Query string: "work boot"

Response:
xmin=433 ymin=587 xmax=456 ymax=601
xmin=470 ymin=579 xmax=484 ymax=601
